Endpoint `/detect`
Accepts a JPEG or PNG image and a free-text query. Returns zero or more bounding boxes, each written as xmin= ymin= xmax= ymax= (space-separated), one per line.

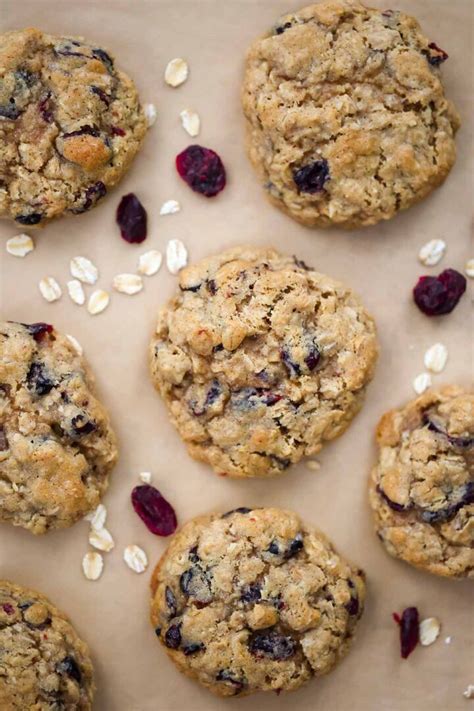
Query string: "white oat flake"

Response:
xmin=39 ymin=277 xmax=61 ymax=303
xmin=85 ymin=503 xmax=107 ymax=530
xmin=424 ymin=343 xmax=448 ymax=374
xmin=67 ymin=279 xmax=85 ymax=306
xmin=419 ymin=617 xmax=441 ymax=646
xmin=6 ymin=233 xmax=34 ymax=257
xmin=180 ymin=108 xmax=200 ymax=137
xmin=138 ymin=250 xmax=162 ymax=276
xmin=112 ymin=273 xmax=143 ymax=295
xmin=88 ymin=290 xmax=110 ymax=315
xmin=82 ymin=551 xmax=104 ymax=581
xmin=418 ymin=239 xmax=446 ymax=266
xmin=70 ymin=256 xmax=99 ymax=285
xmin=160 ymin=199 xmax=180 ymax=216
xmin=465 ymin=259 xmax=474 ymax=279
xmin=66 ymin=334 xmax=83 ymax=355
xmin=139 ymin=471 xmax=152 ymax=484
xmin=413 ymin=372 xmax=432 ymax=395
xmin=89 ymin=526 xmax=115 ymax=553
xmin=463 ymin=685 xmax=474 ymax=700
xmin=164 ymin=58 xmax=188 ymax=87
xmin=144 ymin=102 xmax=157 ymax=127
xmin=166 ymin=239 xmax=188 ymax=275
xmin=123 ymin=544 xmax=148 ymax=574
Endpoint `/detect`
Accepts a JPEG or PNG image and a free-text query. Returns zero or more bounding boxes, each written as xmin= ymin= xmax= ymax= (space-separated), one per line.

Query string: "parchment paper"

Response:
xmin=0 ymin=1 xmax=472 ymax=709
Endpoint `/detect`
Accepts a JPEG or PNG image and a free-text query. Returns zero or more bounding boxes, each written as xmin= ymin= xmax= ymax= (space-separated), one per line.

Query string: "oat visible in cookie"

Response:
xmin=0 ymin=321 xmax=118 ymax=533
xmin=149 ymin=246 xmax=378 ymax=478
xmin=0 ymin=28 xmax=146 ymax=225
xmin=0 ymin=580 xmax=94 ymax=708
xmin=242 ymin=0 xmax=460 ymax=228
xmin=369 ymin=386 xmax=473 ymax=578
xmin=150 ymin=507 xmax=366 ymax=697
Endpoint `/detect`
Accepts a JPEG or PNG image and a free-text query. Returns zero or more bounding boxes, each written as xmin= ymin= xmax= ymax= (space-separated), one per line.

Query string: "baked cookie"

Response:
xmin=149 ymin=246 xmax=378 ymax=478
xmin=0 ymin=580 xmax=94 ymax=710
xmin=150 ymin=507 xmax=365 ymax=697
xmin=242 ymin=0 xmax=460 ymax=228
xmin=0 ymin=321 xmax=118 ymax=534
xmin=0 ymin=28 xmax=146 ymax=225
xmin=369 ymin=386 xmax=473 ymax=578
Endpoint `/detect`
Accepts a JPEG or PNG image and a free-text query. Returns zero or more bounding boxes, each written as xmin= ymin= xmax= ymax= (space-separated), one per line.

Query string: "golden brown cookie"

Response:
xmin=369 ymin=386 xmax=473 ymax=578
xmin=150 ymin=507 xmax=366 ymax=697
xmin=242 ymin=0 xmax=460 ymax=228
xmin=0 ymin=321 xmax=118 ymax=534
xmin=0 ymin=28 xmax=146 ymax=225
xmin=0 ymin=580 xmax=94 ymax=710
xmin=149 ymin=246 xmax=378 ymax=478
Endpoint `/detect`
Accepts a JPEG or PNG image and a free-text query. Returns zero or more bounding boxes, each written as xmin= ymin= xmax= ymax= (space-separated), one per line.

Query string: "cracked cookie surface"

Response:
xmin=149 ymin=246 xmax=378 ymax=478
xmin=150 ymin=507 xmax=365 ymax=697
xmin=0 ymin=27 xmax=146 ymax=225
xmin=0 ymin=580 xmax=94 ymax=710
xmin=369 ymin=386 xmax=474 ymax=578
xmin=0 ymin=321 xmax=118 ymax=534
xmin=242 ymin=0 xmax=460 ymax=228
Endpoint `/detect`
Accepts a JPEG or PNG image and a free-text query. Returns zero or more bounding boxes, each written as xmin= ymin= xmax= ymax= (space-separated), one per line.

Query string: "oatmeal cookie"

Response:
xmin=149 ymin=246 xmax=378 ymax=478
xmin=0 ymin=321 xmax=118 ymax=533
xmin=150 ymin=507 xmax=365 ymax=697
xmin=0 ymin=28 xmax=146 ymax=225
xmin=369 ymin=386 xmax=473 ymax=578
xmin=242 ymin=0 xmax=460 ymax=228
xmin=0 ymin=580 xmax=94 ymax=710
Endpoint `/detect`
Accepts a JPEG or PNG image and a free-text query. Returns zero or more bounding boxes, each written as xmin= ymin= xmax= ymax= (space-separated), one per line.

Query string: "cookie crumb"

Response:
xmin=306 ymin=460 xmax=321 ymax=471
xmin=139 ymin=471 xmax=152 ymax=484
xmin=138 ymin=250 xmax=162 ymax=276
xmin=424 ymin=343 xmax=448 ymax=373
xmin=166 ymin=239 xmax=188 ymax=275
xmin=66 ymin=334 xmax=83 ymax=355
xmin=465 ymin=259 xmax=474 ymax=279
xmin=82 ymin=551 xmax=104 ymax=581
xmin=89 ymin=526 xmax=115 ymax=552
xmin=418 ymin=239 xmax=446 ymax=266
xmin=39 ymin=276 xmax=61 ymax=302
xmin=419 ymin=617 xmax=440 ymax=646
xmin=6 ymin=233 xmax=34 ymax=257
xmin=165 ymin=58 xmax=188 ymax=87
xmin=123 ymin=544 xmax=148 ymax=573
xmin=445 ymin=636 xmax=452 ymax=644
xmin=67 ymin=279 xmax=85 ymax=306
xmin=180 ymin=108 xmax=200 ymax=137
xmin=413 ymin=372 xmax=432 ymax=394
xmin=88 ymin=290 xmax=110 ymax=315
xmin=70 ymin=256 xmax=99 ymax=285
xmin=112 ymin=273 xmax=143 ymax=295
xmin=463 ymin=685 xmax=474 ymax=700
xmin=160 ymin=199 xmax=180 ymax=215
xmin=144 ymin=102 xmax=157 ymax=127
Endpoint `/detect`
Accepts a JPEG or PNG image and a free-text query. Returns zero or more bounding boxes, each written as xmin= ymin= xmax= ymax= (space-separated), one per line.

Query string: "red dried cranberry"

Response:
xmin=2 ymin=603 xmax=14 ymax=615
xmin=425 ymin=42 xmax=449 ymax=66
xmin=413 ymin=268 xmax=466 ymax=316
xmin=111 ymin=126 xmax=126 ymax=136
xmin=116 ymin=193 xmax=147 ymax=243
xmin=176 ymin=145 xmax=226 ymax=197
xmin=131 ymin=484 xmax=177 ymax=536
xmin=393 ymin=607 xmax=419 ymax=659
xmin=24 ymin=322 xmax=53 ymax=341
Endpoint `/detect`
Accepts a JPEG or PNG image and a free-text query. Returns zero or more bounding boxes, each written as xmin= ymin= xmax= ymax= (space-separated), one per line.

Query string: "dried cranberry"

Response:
xmin=2 ymin=603 xmax=14 ymax=615
xmin=293 ymin=159 xmax=330 ymax=193
xmin=38 ymin=92 xmax=54 ymax=123
xmin=15 ymin=213 xmax=42 ymax=225
xmin=24 ymin=322 xmax=53 ymax=341
xmin=164 ymin=624 xmax=181 ymax=649
xmin=27 ymin=362 xmax=56 ymax=396
xmin=241 ymin=584 xmax=262 ymax=604
xmin=424 ymin=42 xmax=449 ymax=66
xmin=393 ymin=607 xmax=419 ymax=659
xmin=92 ymin=48 xmax=114 ymax=73
xmin=111 ymin=126 xmax=126 ymax=137
xmin=346 ymin=597 xmax=359 ymax=616
xmin=131 ymin=484 xmax=177 ymax=536
xmin=165 ymin=586 xmax=177 ymax=616
xmin=116 ymin=193 xmax=147 ymax=243
xmin=90 ymin=86 xmax=110 ymax=105
xmin=176 ymin=145 xmax=226 ymax=197
xmin=71 ymin=414 xmax=96 ymax=436
xmin=0 ymin=428 xmax=8 ymax=452
xmin=56 ymin=656 xmax=82 ymax=683
xmin=413 ymin=268 xmax=466 ymax=316
xmin=62 ymin=125 xmax=100 ymax=139
xmin=424 ymin=415 xmax=474 ymax=449
xmin=216 ymin=669 xmax=244 ymax=693
xmin=249 ymin=630 xmax=297 ymax=660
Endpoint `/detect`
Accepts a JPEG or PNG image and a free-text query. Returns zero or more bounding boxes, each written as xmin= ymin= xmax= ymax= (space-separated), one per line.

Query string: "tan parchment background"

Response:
xmin=0 ymin=1 xmax=473 ymax=709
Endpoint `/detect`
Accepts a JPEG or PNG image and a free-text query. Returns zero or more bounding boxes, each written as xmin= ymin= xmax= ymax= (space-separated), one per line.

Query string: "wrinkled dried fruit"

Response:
xmin=293 ymin=159 xmax=330 ymax=193
xmin=116 ymin=193 xmax=147 ymax=243
xmin=131 ymin=484 xmax=177 ymax=536
xmin=249 ymin=630 xmax=296 ymax=660
xmin=25 ymin=322 xmax=53 ymax=341
xmin=424 ymin=42 xmax=449 ymax=65
xmin=413 ymin=268 xmax=466 ymax=316
xmin=176 ymin=145 xmax=226 ymax=197
xmin=393 ymin=607 xmax=419 ymax=659
xmin=165 ymin=624 xmax=181 ymax=649
xmin=56 ymin=656 xmax=82 ymax=683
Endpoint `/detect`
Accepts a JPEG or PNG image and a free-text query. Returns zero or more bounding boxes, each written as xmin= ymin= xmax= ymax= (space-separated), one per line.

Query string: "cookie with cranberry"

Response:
xmin=242 ymin=0 xmax=460 ymax=228
xmin=369 ymin=386 xmax=473 ymax=578
xmin=150 ymin=507 xmax=366 ymax=697
xmin=0 ymin=28 xmax=146 ymax=225
xmin=0 ymin=321 xmax=118 ymax=533
xmin=149 ymin=246 xmax=378 ymax=478
xmin=0 ymin=580 xmax=94 ymax=709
